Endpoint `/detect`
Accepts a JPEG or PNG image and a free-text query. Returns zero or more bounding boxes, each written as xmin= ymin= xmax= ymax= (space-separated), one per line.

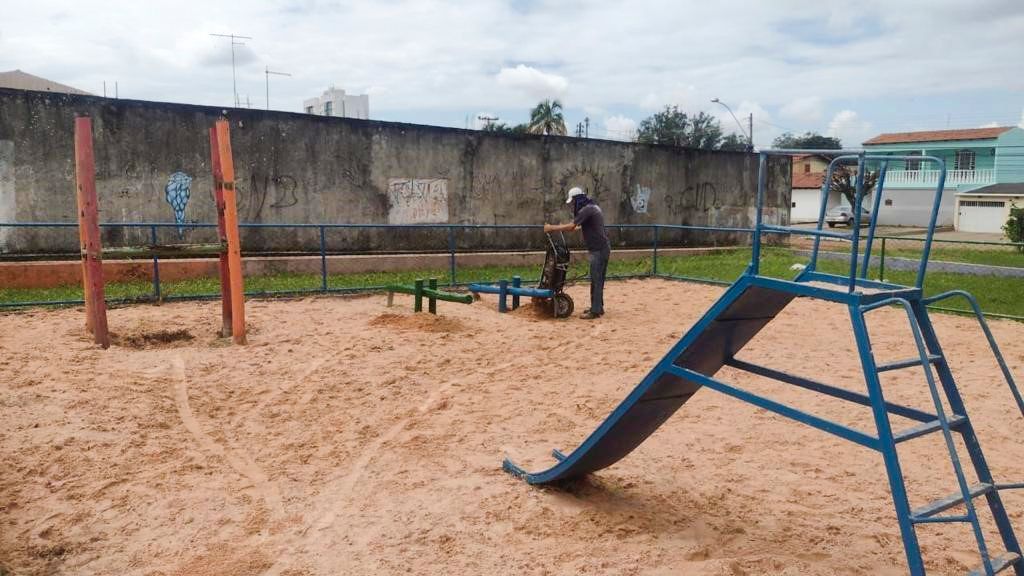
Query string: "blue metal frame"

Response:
xmin=501 ymin=149 xmax=1022 ymax=576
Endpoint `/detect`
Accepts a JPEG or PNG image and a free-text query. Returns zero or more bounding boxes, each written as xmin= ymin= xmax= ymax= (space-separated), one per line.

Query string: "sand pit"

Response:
xmin=1 ymin=279 xmax=1022 ymax=575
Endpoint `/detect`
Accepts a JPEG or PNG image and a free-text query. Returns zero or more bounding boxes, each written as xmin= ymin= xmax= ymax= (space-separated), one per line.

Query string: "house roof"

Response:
xmin=0 ymin=69 xmax=92 ymax=95
xmin=956 ymin=183 xmax=1024 ymax=196
xmin=863 ymin=127 xmax=1013 ymax=145
xmin=792 ymin=171 xmax=825 ymax=189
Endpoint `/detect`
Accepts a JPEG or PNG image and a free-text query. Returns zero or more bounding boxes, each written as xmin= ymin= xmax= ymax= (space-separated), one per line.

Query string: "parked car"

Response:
xmin=825 ymin=204 xmax=871 ymax=227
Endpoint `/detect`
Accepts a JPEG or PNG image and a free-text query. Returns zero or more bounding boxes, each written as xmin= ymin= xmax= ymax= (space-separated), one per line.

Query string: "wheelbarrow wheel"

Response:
xmin=552 ymin=293 xmax=574 ymax=318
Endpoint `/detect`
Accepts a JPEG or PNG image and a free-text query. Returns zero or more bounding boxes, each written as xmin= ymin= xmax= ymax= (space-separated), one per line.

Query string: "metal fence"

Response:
xmin=1 ymin=222 xmax=1022 ymax=320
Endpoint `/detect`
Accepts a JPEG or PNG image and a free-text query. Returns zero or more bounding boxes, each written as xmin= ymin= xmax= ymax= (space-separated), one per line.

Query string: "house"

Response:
xmin=790 ymin=154 xmax=843 ymax=222
xmin=302 ymin=87 xmax=369 ymax=119
xmin=0 ymin=69 xmax=91 ymax=95
xmin=862 ymin=126 xmax=1024 ymax=231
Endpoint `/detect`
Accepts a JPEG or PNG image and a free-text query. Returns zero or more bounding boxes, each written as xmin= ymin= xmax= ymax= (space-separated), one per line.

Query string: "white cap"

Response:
xmin=565 ymin=186 xmax=585 ymax=204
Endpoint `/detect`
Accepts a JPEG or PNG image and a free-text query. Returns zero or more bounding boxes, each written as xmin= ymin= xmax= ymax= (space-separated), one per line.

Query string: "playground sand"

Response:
xmin=1 ymin=278 xmax=1022 ymax=576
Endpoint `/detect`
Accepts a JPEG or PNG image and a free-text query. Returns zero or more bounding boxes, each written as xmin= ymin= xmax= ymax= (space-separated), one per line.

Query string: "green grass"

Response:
xmin=2 ymin=249 xmax=1021 ymax=318
xmin=802 ymin=241 xmax=1024 ymax=268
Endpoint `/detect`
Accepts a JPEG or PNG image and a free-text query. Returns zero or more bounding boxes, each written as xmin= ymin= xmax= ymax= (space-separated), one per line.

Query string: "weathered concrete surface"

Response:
xmin=0 ymin=88 xmax=790 ymax=254
xmin=0 ymin=247 xmax=727 ymax=289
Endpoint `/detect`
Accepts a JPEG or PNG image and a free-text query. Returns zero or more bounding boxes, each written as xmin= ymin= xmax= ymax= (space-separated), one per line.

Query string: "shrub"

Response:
xmin=1003 ymin=203 xmax=1024 ymax=252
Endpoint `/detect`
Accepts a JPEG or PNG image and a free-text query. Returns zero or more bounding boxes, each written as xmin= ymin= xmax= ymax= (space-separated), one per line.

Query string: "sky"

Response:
xmin=2 ymin=0 xmax=1024 ymax=148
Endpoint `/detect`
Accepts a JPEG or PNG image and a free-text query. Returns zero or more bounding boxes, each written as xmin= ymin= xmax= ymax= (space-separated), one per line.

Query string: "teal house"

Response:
xmin=862 ymin=126 xmax=1024 ymax=232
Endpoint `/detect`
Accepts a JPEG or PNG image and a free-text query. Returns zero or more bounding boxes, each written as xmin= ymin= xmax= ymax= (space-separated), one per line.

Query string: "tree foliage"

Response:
xmin=719 ymin=133 xmax=751 ymax=151
xmin=636 ymin=106 xmax=732 ymax=149
xmin=482 ymin=122 xmax=528 ymax=134
xmin=830 ymin=166 xmax=879 ymax=207
xmin=528 ymin=99 xmax=567 ymax=136
xmin=1003 ymin=204 xmax=1024 ymax=251
xmin=772 ymin=131 xmax=842 ymax=150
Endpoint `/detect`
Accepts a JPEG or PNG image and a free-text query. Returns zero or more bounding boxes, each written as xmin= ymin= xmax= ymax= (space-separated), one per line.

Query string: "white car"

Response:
xmin=825 ymin=205 xmax=871 ymax=228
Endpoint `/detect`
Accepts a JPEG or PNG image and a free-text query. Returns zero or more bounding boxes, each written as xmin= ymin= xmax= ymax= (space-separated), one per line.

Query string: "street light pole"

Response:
xmin=265 ymin=66 xmax=292 ymax=110
xmin=711 ymin=98 xmax=754 ymax=151
xmin=210 ymin=33 xmax=253 ymax=107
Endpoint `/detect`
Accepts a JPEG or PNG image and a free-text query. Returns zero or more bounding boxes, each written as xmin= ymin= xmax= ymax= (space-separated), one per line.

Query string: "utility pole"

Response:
xmin=210 ymin=33 xmax=253 ymax=107
xmin=264 ymin=66 xmax=291 ymax=110
xmin=584 ymin=117 xmax=589 ymax=138
xmin=477 ymin=114 xmax=499 ymax=129
xmin=748 ymin=113 xmax=754 ymax=152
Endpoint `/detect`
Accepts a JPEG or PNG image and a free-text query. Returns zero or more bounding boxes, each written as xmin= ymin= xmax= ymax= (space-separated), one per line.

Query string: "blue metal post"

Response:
xmin=150 ymin=224 xmax=161 ymax=300
xmin=751 ymin=152 xmax=767 ymax=276
xmin=498 ymin=279 xmax=508 ymax=313
xmin=917 ymin=159 xmax=947 ymax=288
xmin=847 ymin=153 xmax=866 ymax=292
xmin=860 ymin=160 xmax=888 ymax=278
xmin=651 ymin=225 xmax=659 ymax=277
xmin=319 ymin=225 xmax=328 ymax=292
xmin=848 ymin=304 xmax=924 ymax=576
xmin=809 ymin=159 xmax=842 ymax=273
xmin=511 ymin=276 xmax=521 ymax=310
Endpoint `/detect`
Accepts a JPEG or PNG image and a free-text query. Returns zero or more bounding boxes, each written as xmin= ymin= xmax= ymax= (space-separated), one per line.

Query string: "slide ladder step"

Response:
xmin=893 ymin=414 xmax=967 ymax=444
xmin=911 ymin=483 xmax=993 ymax=522
xmin=966 ymin=552 xmax=1021 ymax=576
xmin=876 ymin=354 xmax=943 ymax=373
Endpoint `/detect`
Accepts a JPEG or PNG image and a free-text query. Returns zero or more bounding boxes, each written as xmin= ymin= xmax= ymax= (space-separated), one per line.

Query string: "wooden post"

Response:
xmin=428 ymin=278 xmax=437 ymax=314
xmin=214 ymin=119 xmax=247 ymax=344
xmin=209 ymin=127 xmax=233 ymax=337
xmin=74 ymin=117 xmax=110 ymax=348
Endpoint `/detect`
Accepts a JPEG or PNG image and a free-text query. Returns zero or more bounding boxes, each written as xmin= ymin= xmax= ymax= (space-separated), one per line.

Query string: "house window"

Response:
xmin=324 ymin=101 xmax=333 ymax=116
xmin=803 ymin=163 xmax=811 ymax=173
xmin=305 ymin=106 xmax=314 ymax=114
xmin=955 ymin=149 xmax=976 ymax=171
xmin=905 ymin=151 xmax=921 ymax=171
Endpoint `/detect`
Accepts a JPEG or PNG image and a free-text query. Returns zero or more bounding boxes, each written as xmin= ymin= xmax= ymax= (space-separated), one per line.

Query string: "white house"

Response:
xmin=303 ymin=87 xmax=369 ymax=119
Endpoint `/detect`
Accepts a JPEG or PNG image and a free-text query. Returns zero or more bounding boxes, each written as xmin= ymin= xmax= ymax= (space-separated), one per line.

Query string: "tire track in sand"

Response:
xmin=171 ymin=355 xmax=284 ymax=515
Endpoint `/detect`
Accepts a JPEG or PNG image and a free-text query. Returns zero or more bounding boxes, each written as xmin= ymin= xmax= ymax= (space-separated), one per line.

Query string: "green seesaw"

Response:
xmin=386 ymin=278 xmax=473 ymax=314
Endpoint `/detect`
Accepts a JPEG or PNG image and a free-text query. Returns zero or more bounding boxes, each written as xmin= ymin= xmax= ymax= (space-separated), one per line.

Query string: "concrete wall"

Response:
xmin=0 ymin=88 xmax=790 ymax=254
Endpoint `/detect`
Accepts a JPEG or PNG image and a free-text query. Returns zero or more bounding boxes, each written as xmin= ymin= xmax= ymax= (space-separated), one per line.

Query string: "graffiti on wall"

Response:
xmin=235 ymin=172 xmax=302 ymax=221
xmin=164 ymin=171 xmax=193 ymax=238
xmin=556 ymin=164 xmax=609 ymax=202
xmin=631 ymin=184 xmax=651 ymax=213
xmin=387 ymin=178 xmax=449 ymax=224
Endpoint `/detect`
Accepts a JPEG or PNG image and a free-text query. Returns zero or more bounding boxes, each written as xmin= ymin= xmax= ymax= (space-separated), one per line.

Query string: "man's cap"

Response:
xmin=565 ymin=186 xmax=585 ymax=204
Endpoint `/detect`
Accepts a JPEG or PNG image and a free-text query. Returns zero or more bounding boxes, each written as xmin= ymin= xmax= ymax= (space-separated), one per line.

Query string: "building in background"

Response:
xmin=863 ymin=126 xmax=1024 ymax=232
xmin=789 ymin=153 xmax=842 ymax=223
xmin=0 ymin=69 xmax=92 ymax=95
xmin=302 ymin=87 xmax=369 ymax=119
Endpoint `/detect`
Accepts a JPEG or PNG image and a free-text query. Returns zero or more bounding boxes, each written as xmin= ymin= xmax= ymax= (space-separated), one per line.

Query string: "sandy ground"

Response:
xmin=1 ymin=279 xmax=1023 ymax=576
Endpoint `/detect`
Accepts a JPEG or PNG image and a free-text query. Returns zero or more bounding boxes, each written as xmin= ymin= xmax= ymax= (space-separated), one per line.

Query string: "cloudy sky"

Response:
xmin=3 ymin=0 xmax=1023 ymax=147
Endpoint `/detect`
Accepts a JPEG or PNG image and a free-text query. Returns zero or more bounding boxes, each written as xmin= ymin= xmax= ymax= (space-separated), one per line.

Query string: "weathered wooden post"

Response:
xmin=214 ymin=119 xmax=246 ymax=344
xmin=208 ymin=127 xmax=233 ymax=337
xmin=74 ymin=116 xmax=110 ymax=349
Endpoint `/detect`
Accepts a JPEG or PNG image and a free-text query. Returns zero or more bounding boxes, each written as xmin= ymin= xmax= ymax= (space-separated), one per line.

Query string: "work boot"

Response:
xmin=579 ymin=310 xmax=602 ymax=320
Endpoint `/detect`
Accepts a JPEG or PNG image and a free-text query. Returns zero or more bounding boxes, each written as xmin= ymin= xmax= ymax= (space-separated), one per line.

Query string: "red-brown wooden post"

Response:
xmin=74 ymin=116 xmax=110 ymax=348
xmin=209 ymin=127 xmax=233 ymax=337
xmin=214 ymin=119 xmax=246 ymax=344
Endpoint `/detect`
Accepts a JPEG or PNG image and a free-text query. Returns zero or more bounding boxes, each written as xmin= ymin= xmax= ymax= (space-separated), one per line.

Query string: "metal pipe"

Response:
xmin=751 ymin=152 xmax=767 ymax=275
xmin=860 ymin=160 xmax=888 ymax=278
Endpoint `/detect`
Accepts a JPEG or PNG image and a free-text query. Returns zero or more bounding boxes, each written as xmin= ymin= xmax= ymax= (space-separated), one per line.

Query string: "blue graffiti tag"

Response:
xmin=164 ymin=171 xmax=193 ymax=238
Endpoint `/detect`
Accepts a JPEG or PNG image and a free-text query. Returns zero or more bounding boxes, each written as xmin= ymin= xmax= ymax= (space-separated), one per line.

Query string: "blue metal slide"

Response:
xmin=502 ymin=278 xmax=795 ymax=483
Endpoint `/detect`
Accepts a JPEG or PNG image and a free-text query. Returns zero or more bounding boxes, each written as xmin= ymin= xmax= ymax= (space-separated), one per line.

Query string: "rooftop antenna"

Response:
xmin=210 ymin=33 xmax=253 ymax=107
xmin=265 ymin=66 xmax=292 ymax=111
xmin=477 ymin=114 xmax=499 ymax=129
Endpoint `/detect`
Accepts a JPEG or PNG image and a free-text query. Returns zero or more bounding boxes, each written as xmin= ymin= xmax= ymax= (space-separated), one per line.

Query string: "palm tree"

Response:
xmin=528 ymin=99 xmax=567 ymax=136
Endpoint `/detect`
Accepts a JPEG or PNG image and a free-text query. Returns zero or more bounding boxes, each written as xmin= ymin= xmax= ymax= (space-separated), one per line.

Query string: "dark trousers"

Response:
xmin=588 ymin=248 xmax=610 ymax=314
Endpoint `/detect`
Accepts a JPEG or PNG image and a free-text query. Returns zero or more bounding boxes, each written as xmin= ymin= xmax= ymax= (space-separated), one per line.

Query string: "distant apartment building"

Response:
xmin=0 ymin=69 xmax=92 ymax=95
xmin=302 ymin=87 xmax=369 ymax=119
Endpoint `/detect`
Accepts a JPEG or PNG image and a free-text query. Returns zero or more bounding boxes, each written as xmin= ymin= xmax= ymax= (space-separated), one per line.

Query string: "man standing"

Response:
xmin=544 ymin=186 xmax=611 ymax=319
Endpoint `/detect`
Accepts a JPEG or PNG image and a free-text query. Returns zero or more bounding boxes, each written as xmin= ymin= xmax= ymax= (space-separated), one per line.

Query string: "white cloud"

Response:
xmin=827 ymin=110 xmax=873 ymax=147
xmin=779 ymin=96 xmax=824 ymax=122
xmin=603 ymin=115 xmax=637 ymax=141
xmin=495 ymin=65 xmax=568 ymax=100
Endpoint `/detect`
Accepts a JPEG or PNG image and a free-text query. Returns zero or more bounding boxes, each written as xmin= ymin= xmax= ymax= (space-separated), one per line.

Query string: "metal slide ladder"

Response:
xmin=502 ymin=149 xmax=1024 ymax=575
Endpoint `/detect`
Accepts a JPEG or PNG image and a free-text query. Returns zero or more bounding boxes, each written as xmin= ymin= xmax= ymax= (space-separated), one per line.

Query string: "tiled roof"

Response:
xmin=792 ymin=171 xmax=825 ymax=189
xmin=863 ymin=127 xmax=1013 ymax=145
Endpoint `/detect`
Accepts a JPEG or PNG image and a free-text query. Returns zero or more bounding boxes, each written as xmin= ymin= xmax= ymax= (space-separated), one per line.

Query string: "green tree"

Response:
xmin=483 ymin=122 xmax=528 ymax=134
xmin=1003 ymin=203 xmax=1024 ymax=251
xmin=830 ymin=166 xmax=879 ymax=208
xmin=528 ymin=99 xmax=567 ymax=135
xmin=719 ymin=133 xmax=750 ymax=151
xmin=772 ymin=131 xmax=842 ymax=149
xmin=636 ymin=106 xmax=724 ymax=149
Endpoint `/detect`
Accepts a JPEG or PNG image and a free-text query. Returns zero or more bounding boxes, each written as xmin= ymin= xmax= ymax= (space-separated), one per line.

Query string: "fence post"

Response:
xmin=448 ymin=226 xmax=456 ymax=286
xmin=511 ymin=275 xmax=521 ymax=310
xmin=428 ymin=277 xmax=438 ymax=314
xmin=150 ymin=224 xmax=161 ymax=301
xmin=879 ymin=237 xmax=886 ymax=281
xmin=414 ymin=279 xmax=424 ymax=312
xmin=652 ymin=225 xmax=659 ymax=277
xmin=319 ymin=225 xmax=328 ymax=292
